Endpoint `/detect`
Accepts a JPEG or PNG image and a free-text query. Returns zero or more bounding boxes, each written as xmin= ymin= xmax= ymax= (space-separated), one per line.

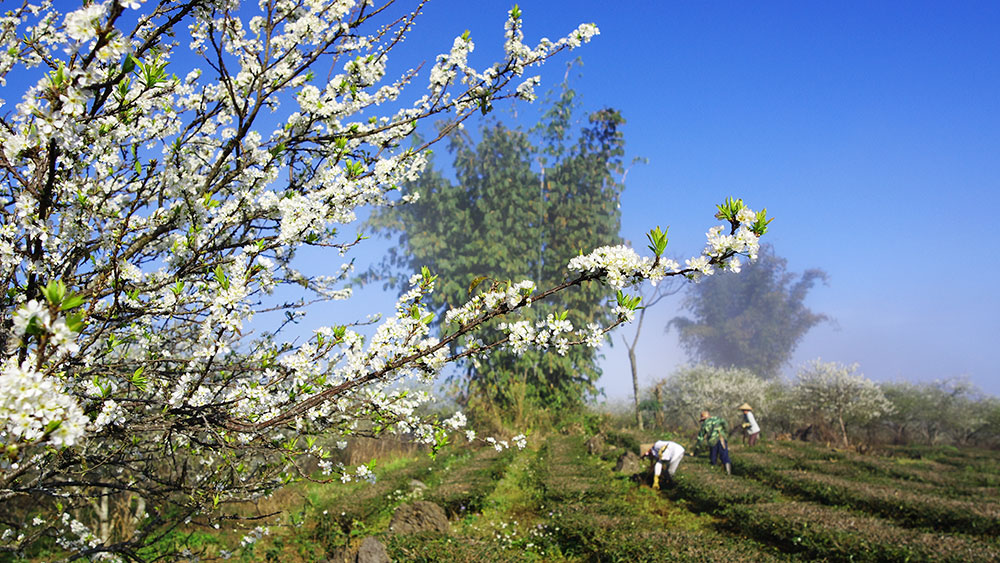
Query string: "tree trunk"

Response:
xmin=838 ymin=413 xmax=849 ymax=448
xmin=629 ymin=346 xmax=642 ymax=430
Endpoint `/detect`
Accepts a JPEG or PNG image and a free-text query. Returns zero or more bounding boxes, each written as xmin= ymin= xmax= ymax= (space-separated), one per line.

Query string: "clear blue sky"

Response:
xmin=330 ymin=1 xmax=1000 ymax=398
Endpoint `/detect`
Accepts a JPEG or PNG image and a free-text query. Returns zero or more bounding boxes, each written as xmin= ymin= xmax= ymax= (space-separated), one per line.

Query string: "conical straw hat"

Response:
xmin=737 ymin=403 xmax=753 ymax=411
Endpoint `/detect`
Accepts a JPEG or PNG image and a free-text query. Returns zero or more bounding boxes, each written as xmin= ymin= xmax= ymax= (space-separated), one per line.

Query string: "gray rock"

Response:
xmin=614 ymin=450 xmax=642 ymax=474
xmin=356 ymin=536 xmax=390 ymax=563
xmin=389 ymin=500 xmax=449 ymax=535
xmin=585 ymin=434 xmax=604 ymax=455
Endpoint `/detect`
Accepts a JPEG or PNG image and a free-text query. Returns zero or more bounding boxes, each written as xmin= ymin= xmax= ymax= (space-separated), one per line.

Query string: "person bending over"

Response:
xmin=643 ymin=440 xmax=685 ymax=489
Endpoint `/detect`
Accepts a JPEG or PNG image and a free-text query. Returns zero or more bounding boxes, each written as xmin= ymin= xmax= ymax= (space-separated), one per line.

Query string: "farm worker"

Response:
xmin=642 ymin=440 xmax=685 ymax=490
xmin=738 ymin=403 xmax=761 ymax=446
xmin=692 ymin=410 xmax=732 ymax=475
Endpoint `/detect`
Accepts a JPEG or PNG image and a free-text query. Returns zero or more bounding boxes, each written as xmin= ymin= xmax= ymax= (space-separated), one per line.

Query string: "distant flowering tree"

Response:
xmin=651 ymin=363 xmax=772 ymax=429
xmin=792 ymin=360 xmax=893 ymax=447
xmin=0 ymin=1 xmax=770 ymax=560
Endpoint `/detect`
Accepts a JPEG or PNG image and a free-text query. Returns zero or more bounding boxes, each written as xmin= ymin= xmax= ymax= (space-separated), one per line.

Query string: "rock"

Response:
xmin=585 ymin=434 xmax=604 ymax=455
xmin=389 ymin=501 xmax=449 ymax=535
xmin=409 ymin=479 xmax=428 ymax=491
xmin=615 ymin=450 xmax=642 ymax=474
xmin=356 ymin=536 xmax=390 ymax=563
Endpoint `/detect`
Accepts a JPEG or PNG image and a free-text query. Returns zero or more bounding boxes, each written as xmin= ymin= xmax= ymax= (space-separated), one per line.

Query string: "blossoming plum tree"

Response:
xmin=650 ymin=363 xmax=773 ymax=428
xmin=791 ymin=360 xmax=894 ymax=447
xmin=0 ymin=1 xmax=769 ymax=559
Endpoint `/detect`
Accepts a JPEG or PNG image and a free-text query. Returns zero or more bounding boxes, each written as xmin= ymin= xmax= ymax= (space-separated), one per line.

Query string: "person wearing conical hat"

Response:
xmin=739 ymin=403 xmax=760 ymax=447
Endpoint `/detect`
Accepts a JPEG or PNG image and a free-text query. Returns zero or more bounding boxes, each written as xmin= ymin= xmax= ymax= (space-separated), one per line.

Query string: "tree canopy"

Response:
xmin=669 ymin=243 xmax=828 ymax=378
xmin=368 ymin=82 xmax=627 ymax=413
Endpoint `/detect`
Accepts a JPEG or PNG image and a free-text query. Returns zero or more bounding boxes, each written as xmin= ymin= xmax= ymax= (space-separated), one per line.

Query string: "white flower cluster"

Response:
xmin=498 ymin=313 xmax=575 ymax=356
xmin=444 ymin=411 xmax=467 ymax=430
xmin=483 ymin=433 xmax=527 ymax=452
xmin=334 ymin=462 xmax=377 ymax=484
xmin=0 ymin=360 xmax=88 ymax=450
xmin=703 ymin=223 xmax=760 ymax=269
xmin=62 ymin=2 xmax=106 ymax=43
xmin=444 ymin=280 xmax=536 ymax=326
xmin=239 ymin=526 xmax=269 ymax=548
xmin=54 ymin=516 xmax=98 ymax=555
xmin=485 ymin=436 xmax=509 ymax=452
xmin=584 ymin=322 xmax=605 ymax=348
xmin=567 ymin=245 xmax=676 ymax=289
xmin=10 ymin=300 xmax=79 ymax=358
xmin=503 ymin=8 xmax=599 ymax=77
xmin=512 ymin=434 xmax=527 ymax=450
xmin=568 ymin=207 xmax=763 ymax=286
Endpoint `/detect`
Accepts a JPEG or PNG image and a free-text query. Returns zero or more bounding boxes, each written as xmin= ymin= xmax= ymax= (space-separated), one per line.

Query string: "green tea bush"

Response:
xmin=424 ymin=447 xmax=516 ymax=517
xmin=386 ymin=532 xmax=521 ymax=562
xmin=737 ymin=459 xmax=1000 ymax=536
xmin=672 ymin=464 xmax=779 ymax=510
xmin=723 ymin=501 xmax=1000 ymax=562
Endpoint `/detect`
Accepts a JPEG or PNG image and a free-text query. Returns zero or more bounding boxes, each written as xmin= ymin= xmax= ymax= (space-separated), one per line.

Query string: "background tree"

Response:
xmin=791 ymin=360 xmax=894 ymax=447
xmin=880 ymin=378 xmax=998 ymax=445
xmin=368 ymin=80 xmax=627 ymax=418
xmin=669 ymin=243 xmax=828 ymax=378
xmin=647 ymin=364 xmax=772 ymax=431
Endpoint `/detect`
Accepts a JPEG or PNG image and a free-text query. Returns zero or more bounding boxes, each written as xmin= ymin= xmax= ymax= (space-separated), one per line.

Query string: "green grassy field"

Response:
xmin=174 ymin=434 xmax=1000 ymax=562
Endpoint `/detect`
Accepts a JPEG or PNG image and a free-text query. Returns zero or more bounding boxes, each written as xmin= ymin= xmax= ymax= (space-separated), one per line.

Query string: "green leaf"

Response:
xmin=59 ymin=294 xmax=85 ymax=311
xmin=42 ymin=280 xmax=66 ymax=306
xmin=468 ymin=275 xmax=489 ymax=294
xmin=646 ymin=226 xmax=669 ymax=256
xmin=65 ymin=313 xmax=85 ymax=333
xmin=121 ymin=53 xmax=137 ymax=74
xmin=170 ymin=281 xmax=185 ymax=296
xmin=752 ymin=208 xmax=774 ymax=236
xmin=213 ymin=265 xmax=229 ymax=290
xmin=131 ymin=367 xmax=148 ymax=392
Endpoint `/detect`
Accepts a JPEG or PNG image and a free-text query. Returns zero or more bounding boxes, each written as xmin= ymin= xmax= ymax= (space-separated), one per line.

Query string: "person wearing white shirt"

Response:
xmin=642 ymin=440 xmax=685 ymax=490
xmin=739 ymin=403 xmax=761 ymax=446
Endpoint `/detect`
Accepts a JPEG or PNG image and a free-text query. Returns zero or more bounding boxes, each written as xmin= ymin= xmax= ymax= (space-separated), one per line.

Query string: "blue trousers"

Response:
xmin=709 ymin=441 xmax=731 ymax=465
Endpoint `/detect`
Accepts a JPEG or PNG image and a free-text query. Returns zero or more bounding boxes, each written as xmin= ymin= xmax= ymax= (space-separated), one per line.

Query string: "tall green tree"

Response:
xmin=369 ymin=84 xmax=626 ymax=414
xmin=668 ymin=244 xmax=828 ymax=378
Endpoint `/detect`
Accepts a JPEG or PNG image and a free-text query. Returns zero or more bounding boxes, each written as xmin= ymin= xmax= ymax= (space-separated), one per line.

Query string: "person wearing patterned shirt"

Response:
xmin=692 ymin=410 xmax=731 ymax=475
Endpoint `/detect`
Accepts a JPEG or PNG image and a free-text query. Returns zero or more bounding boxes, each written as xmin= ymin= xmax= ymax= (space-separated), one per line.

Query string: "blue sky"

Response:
xmin=367 ymin=0 xmax=999 ymax=398
xmin=269 ymin=0 xmax=1000 ymax=402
